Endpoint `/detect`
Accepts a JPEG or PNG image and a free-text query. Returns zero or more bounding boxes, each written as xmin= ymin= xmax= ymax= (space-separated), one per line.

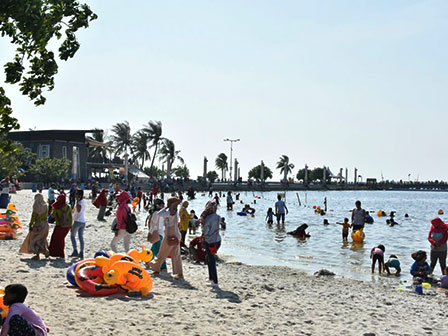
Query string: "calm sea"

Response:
xmin=169 ymin=190 xmax=448 ymax=281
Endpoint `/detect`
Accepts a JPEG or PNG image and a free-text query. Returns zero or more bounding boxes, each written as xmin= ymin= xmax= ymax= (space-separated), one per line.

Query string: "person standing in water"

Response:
xmin=351 ymin=200 xmax=366 ymax=232
xmin=275 ymin=195 xmax=288 ymax=224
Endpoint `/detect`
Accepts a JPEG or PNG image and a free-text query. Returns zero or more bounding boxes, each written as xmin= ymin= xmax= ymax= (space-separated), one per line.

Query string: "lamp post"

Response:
xmin=224 ymin=138 xmax=240 ymax=182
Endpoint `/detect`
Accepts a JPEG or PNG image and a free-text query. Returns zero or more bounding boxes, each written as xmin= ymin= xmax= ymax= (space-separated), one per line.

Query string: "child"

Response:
xmin=287 ymin=224 xmax=310 ymax=238
xmin=370 ymin=244 xmax=385 ymax=274
xmin=220 ymin=217 xmax=226 ymax=230
xmin=0 ymin=284 xmax=48 ymax=336
xmin=336 ymin=218 xmax=350 ymax=241
xmin=323 ymin=219 xmax=329 ymax=225
xmin=410 ymin=250 xmax=431 ymax=281
xmin=265 ymin=208 xmax=274 ymax=225
xmin=384 ymin=254 xmax=401 ymax=276
xmin=190 ymin=210 xmax=198 ymax=234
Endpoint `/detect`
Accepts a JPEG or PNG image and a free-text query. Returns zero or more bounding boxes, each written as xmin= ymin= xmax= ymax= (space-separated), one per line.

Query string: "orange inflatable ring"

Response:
xmin=0 ymin=292 xmax=9 ymax=320
xmin=103 ymin=261 xmax=153 ymax=296
xmin=76 ymin=265 xmax=119 ymax=296
xmin=74 ymin=259 xmax=97 ymax=287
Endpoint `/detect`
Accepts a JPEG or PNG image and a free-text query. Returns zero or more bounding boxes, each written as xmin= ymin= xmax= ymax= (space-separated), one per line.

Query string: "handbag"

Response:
xmin=147 ymin=230 xmax=160 ymax=244
xmin=167 ymin=236 xmax=179 ymax=246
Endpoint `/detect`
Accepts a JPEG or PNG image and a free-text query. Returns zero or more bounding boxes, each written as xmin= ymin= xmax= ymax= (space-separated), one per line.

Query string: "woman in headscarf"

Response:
xmin=110 ymin=191 xmax=132 ymax=253
xmin=178 ymin=201 xmax=190 ymax=246
xmin=201 ymin=201 xmax=222 ymax=287
xmin=19 ymin=194 xmax=50 ymax=260
xmin=48 ymin=194 xmax=73 ymax=258
xmin=93 ymin=188 xmax=108 ymax=221
xmin=149 ymin=197 xmax=183 ymax=278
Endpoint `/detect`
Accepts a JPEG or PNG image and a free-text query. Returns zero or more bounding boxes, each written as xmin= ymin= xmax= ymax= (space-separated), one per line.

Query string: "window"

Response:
xmin=38 ymin=144 xmax=50 ymax=158
xmin=62 ymin=146 xmax=67 ymax=159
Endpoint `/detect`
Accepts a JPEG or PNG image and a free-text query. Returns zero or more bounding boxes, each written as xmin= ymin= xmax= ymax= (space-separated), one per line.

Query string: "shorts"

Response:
xmin=372 ymin=254 xmax=384 ymax=264
xmin=276 ymin=213 xmax=285 ymax=222
xmin=352 ymin=224 xmax=364 ymax=231
xmin=267 ymin=219 xmax=273 ymax=224
xmin=342 ymin=231 xmax=348 ymax=239
xmin=430 ymin=249 xmax=447 ymax=268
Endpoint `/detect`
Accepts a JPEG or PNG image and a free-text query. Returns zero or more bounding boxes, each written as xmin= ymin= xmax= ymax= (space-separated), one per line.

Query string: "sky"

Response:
xmin=1 ymin=0 xmax=447 ymax=181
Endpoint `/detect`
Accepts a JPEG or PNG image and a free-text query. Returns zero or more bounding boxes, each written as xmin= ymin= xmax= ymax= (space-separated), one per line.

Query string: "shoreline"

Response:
xmin=1 ymin=191 xmax=448 ymax=335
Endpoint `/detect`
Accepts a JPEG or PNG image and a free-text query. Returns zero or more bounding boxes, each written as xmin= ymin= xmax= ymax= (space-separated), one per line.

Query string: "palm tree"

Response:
xmin=142 ymin=120 xmax=163 ymax=170
xmin=159 ymin=138 xmax=184 ymax=177
xmin=215 ymin=153 xmax=228 ymax=181
xmin=111 ymin=121 xmax=132 ymax=180
xmin=87 ymin=128 xmax=107 ymax=163
xmin=276 ymin=155 xmax=294 ymax=181
xmin=131 ymin=131 xmax=151 ymax=169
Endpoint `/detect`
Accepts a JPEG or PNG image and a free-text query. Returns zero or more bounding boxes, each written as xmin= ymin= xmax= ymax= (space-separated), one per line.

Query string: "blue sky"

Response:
xmin=1 ymin=0 xmax=447 ymax=181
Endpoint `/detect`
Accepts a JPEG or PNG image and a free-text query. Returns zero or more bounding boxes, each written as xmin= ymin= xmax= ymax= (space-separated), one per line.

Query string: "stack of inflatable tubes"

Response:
xmin=0 ymin=205 xmax=21 ymax=240
xmin=66 ymin=245 xmax=154 ymax=296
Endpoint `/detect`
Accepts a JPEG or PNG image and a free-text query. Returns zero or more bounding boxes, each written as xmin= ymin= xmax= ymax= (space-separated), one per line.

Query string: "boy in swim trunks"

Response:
xmin=336 ymin=218 xmax=350 ymax=241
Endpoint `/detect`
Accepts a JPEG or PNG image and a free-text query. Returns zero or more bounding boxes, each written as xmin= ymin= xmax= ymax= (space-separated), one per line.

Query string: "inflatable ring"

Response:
xmin=95 ymin=254 xmax=134 ymax=274
xmin=76 ymin=265 xmax=119 ymax=296
xmin=74 ymin=259 xmax=97 ymax=287
xmin=104 ymin=261 xmax=153 ymax=296
xmin=0 ymin=294 xmax=9 ymax=320
xmin=94 ymin=250 xmax=110 ymax=258
xmin=67 ymin=261 xmax=81 ymax=287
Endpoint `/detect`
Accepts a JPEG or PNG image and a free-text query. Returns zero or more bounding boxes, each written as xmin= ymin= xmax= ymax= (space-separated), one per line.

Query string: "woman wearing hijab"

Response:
xmin=48 ymin=194 xmax=73 ymax=258
xmin=19 ymin=194 xmax=50 ymax=260
xmin=93 ymin=189 xmax=108 ymax=221
xmin=110 ymin=191 xmax=132 ymax=253
xmin=178 ymin=201 xmax=190 ymax=246
xmin=149 ymin=197 xmax=183 ymax=278
xmin=428 ymin=217 xmax=448 ymax=275
xmin=201 ymin=201 xmax=222 ymax=287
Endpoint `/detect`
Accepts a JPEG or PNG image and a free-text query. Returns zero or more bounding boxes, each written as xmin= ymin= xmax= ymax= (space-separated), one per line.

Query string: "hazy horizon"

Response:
xmin=1 ymin=0 xmax=447 ymax=181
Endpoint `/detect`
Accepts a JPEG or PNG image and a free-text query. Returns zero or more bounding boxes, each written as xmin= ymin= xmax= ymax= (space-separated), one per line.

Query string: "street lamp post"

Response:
xmin=224 ymin=138 xmax=240 ymax=182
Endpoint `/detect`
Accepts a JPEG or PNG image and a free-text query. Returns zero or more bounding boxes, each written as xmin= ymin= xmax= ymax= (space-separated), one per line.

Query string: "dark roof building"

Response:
xmin=8 ymin=129 xmax=104 ymax=181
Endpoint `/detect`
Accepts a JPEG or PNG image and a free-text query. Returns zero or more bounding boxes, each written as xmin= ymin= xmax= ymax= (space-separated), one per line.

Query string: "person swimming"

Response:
xmin=287 ymin=224 xmax=310 ymax=238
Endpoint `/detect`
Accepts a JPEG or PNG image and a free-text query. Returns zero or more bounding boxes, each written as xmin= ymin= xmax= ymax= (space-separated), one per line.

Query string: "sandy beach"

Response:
xmin=1 ymin=190 xmax=448 ymax=336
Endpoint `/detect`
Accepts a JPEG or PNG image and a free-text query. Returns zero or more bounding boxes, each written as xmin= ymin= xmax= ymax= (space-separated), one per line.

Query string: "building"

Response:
xmin=8 ymin=129 xmax=105 ymax=181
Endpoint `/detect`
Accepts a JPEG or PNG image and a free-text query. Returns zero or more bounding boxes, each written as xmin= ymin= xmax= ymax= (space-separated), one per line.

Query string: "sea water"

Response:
xmin=176 ymin=190 xmax=448 ymax=281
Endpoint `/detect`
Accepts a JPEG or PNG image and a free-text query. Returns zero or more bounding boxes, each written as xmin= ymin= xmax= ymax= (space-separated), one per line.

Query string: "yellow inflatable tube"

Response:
xmin=351 ymin=229 xmax=365 ymax=243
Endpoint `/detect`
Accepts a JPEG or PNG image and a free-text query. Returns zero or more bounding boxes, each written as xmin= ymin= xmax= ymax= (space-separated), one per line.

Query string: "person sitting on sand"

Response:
xmin=370 ymin=244 xmax=386 ymax=274
xmin=287 ymin=224 xmax=310 ymax=238
xmin=189 ymin=236 xmax=206 ymax=263
xmin=0 ymin=284 xmax=48 ymax=336
xmin=336 ymin=218 xmax=350 ymax=241
xmin=19 ymin=194 xmax=50 ymax=260
xmin=384 ymin=254 xmax=401 ymax=276
xmin=410 ymin=250 xmax=431 ymax=281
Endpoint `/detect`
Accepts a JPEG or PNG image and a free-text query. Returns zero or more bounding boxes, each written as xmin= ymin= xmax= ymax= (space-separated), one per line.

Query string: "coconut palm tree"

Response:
xmin=158 ymin=138 xmax=184 ymax=177
xmin=87 ymin=128 xmax=107 ymax=163
xmin=131 ymin=131 xmax=151 ymax=169
xmin=142 ymin=120 xmax=163 ymax=170
xmin=111 ymin=121 xmax=132 ymax=180
xmin=215 ymin=153 xmax=228 ymax=181
xmin=276 ymin=155 xmax=294 ymax=181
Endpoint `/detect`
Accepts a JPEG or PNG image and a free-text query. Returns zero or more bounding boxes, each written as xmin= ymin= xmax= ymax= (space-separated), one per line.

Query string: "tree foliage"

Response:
xmin=159 ymin=138 xmax=183 ymax=176
xmin=248 ymin=164 xmax=273 ymax=181
xmin=296 ymin=168 xmax=311 ymax=182
xmin=215 ymin=153 xmax=228 ymax=180
xmin=172 ymin=165 xmax=190 ymax=179
xmin=143 ymin=120 xmax=163 ymax=170
xmin=276 ymin=155 xmax=295 ymax=175
xmin=0 ymin=142 xmax=36 ymax=178
xmin=29 ymin=157 xmax=71 ymax=183
xmin=206 ymin=171 xmax=219 ymax=183
xmin=143 ymin=166 xmax=165 ymax=179
xmin=0 ymin=0 xmax=97 ymax=152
